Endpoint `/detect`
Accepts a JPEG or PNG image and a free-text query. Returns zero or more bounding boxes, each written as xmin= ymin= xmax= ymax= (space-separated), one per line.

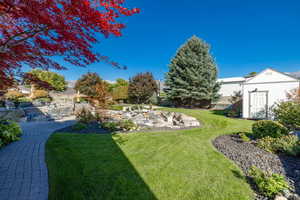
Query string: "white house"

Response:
xmin=218 ymin=68 xmax=300 ymax=119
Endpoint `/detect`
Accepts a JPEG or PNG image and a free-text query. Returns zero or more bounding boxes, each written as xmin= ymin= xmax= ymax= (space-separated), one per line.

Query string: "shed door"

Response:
xmin=249 ymin=91 xmax=268 ymax=119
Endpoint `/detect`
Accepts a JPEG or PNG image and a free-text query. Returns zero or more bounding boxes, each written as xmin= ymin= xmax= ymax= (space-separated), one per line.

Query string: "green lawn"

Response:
xmin=46 ymin=108 xmax=255 ymax=200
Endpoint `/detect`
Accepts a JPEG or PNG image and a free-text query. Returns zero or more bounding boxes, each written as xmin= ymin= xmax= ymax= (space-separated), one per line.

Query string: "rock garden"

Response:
xmin=61 ymin=105 xmax=200 ymax=134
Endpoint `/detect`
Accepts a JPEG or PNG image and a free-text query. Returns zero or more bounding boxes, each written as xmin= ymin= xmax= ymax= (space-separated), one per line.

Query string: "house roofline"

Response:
xmin=245 ymin=68 xmax=300 ymax=83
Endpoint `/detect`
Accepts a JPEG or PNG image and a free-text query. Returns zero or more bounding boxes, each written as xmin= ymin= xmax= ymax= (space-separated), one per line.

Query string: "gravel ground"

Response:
xmin=213 ymin=134 xmax=300 ymax=199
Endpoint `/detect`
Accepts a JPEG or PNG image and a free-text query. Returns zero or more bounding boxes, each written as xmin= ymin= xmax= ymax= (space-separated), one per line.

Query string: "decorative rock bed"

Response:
xmin=105 ymin=109 xmax=200 ymax=130
xmin=213 ymin=134 xmax=300 ymax=200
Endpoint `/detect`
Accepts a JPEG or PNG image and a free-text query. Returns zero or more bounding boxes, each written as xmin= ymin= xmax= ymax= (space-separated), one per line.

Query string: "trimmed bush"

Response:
xmin=249 ymin=166 xmax=289 ymax=198
xmin=273 ymin=101 xmax=300 ymax=131
xmin=0 ymin=120 xmax=22 ymax=146
xmin=257 ymin=135 xmax=300 ymax=156
xmin=252 ymin=120 xmax=289 ymax=139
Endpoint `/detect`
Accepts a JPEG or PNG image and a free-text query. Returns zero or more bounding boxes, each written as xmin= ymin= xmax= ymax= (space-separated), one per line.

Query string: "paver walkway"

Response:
xmin=0 ymin=117 xmax=76 ymax=200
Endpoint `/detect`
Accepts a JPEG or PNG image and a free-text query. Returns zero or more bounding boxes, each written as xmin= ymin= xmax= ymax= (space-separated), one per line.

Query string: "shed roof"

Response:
xmin=218 ymin=77 xmax=246 ymax=83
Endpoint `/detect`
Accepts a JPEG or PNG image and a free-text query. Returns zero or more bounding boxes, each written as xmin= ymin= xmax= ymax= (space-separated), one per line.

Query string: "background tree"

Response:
xmin=74 ymin=72 xmax=102 ymax=97
xmin=112 ymin=85 xmax=129 ymax=103
xmin=93 ymin=82 xmax=111 ymax=108
xmin=165 ymin=36 xmax=220 ymax=107
xmin=128 ymin=72 xmax=158 ymax=104
xmin=109 ymin=78 xmax=129 ymax=103
xmin=25 ymin=70 xmax=67 ymax=91
xmin=0 ymin=0 xmax=139 ymax=87
xmin=244 ymin=72 xmax=257 ymax=78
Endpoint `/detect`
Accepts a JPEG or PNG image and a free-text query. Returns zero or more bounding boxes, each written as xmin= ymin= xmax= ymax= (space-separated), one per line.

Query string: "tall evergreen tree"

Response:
xmin=165 ymin=36 xmax=220 ymax=107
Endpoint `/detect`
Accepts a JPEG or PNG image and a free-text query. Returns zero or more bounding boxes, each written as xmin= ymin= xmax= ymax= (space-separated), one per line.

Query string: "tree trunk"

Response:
xmin=30 ymin=84 xmax=36 ymax=99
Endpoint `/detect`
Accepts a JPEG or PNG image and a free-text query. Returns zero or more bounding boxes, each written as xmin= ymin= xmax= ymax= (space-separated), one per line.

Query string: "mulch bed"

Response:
xmin=213 ymin=134 xmax=300 ymax=199
xmin=54 ymin=122 xmax=110 ymax=134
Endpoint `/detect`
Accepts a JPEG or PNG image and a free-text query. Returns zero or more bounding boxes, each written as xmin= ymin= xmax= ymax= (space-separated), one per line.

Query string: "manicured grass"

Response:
xmin=46 ymin=108 xmax=255 ymax=200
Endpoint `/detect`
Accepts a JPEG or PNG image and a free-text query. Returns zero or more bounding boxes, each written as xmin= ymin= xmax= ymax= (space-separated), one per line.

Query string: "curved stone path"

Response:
xmin=0 ymin=117 xmax=76 ymax=200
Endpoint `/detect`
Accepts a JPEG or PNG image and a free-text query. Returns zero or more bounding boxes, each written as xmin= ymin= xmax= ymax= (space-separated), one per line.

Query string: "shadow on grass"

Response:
xmin=46 ymin=132 xmax=157 ymax=200
xmin=211 ymin=109 xmax=227 ymax=116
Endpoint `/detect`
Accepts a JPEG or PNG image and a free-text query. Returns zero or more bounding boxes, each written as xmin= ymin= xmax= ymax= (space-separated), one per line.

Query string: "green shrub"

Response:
xmin=102 ymin=120 xmax=137 ymax=132
xmin=75 ymin=108 xmax=96 ymax=124
xmin=238 ymin=132 xmax=251 ymax=142
xmin=0 ymin=138 xmax=3 ymax=148
xmin=72 ymin=122 xmax=87 ymax=131
xmin=101 ymin=121 xmax=118 ymax=131
xmin=0 ymin=101 xmax=5 ymax=107
xmin=119 ymin=120 xmax=137 ymax=131
xmin=273 ymin=101 xmax=300 ymax=131
xmin=252 ymin=120 xmax=289 ymax=139
xmin=35 ymin=97 xmax=52 ymax=103
xmin=0 ymin=120 xmax=22 ymax=146
xmin=16 ymin=97 xmax=32 ymax=103
xmin=257 ymin=135 xmax=300 ymax=156
xmin=249 ymin=166 xmax=289 ymax=198
xmin=109 ymin=105 xmax=124 ymax=111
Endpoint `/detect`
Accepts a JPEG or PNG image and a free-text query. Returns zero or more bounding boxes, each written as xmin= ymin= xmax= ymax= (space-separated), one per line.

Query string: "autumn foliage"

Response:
xmin=128 ymin=72 xmax=158 ymax=104
xmin=0 ymin=0 xmax=139 ymax=87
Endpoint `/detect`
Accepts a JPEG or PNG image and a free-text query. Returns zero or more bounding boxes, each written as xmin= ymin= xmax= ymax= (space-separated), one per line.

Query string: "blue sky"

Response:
xmin=51 ymin=0 xmax=300 ymax=81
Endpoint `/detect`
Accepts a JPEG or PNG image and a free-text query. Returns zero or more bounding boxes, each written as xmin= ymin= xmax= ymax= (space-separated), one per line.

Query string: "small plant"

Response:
xmin=16 ymin=97 xmax=32 ymax=103
xmin=249 ymin=166 xmax=289 ymax=198
xmin=257 ymin=135 xmax=300 ymax=156
xmin=101 ymin=120 xmax=137 ymax=132
xmin=0 ymin=138 xmax=3 ymax=148
xmin=72 ymin=122 xmax=88 ymax=131
xmin=109 ymin=105 xmax=124 ymax=111
xmin=119 ymin=120 xmax=137 ymax=131
xmin=101 ymin=121 xmax=118 ymax=131
xmin=0 ymin=120 xmax=22 ymax=146
xmin=36 ymin=97 xmax=52 ymax=103
xmin=238 ymin=132 xmax=251 ymax=142
xmin=252 ymin=120 xmax=289 ymax=139
xmin=75 ymin=108 xmax=96 ymax=124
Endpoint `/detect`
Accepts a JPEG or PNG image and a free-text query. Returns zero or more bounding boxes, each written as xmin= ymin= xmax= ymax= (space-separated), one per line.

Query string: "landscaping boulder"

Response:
xmin=106 ymin=109 xmax=200 ymax=130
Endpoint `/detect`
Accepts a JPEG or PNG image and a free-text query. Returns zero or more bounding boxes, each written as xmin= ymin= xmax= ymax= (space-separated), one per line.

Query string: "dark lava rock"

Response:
xmin=213 ymin=134 xmax=300 ymax=199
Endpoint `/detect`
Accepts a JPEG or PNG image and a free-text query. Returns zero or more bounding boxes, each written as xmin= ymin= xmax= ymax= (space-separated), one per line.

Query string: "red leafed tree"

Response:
xmin=0 ymin=0 xmax=139 ymax=89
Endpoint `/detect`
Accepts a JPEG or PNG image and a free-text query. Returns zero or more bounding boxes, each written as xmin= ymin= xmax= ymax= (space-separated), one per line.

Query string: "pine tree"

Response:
xmin=165 ymin=36 xmax=220 ymax=107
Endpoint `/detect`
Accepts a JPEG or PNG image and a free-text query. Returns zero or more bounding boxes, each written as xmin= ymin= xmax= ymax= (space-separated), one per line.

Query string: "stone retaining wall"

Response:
xmin=0 ymin=100 xmax=92 ymax=122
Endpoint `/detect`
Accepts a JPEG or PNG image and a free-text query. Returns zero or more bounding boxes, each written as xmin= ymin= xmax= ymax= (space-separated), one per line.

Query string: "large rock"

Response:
xmin=106 ymin=110 xmax=200 ymax=130
xmin=0 ymin=109 xmax=26 ymax=122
